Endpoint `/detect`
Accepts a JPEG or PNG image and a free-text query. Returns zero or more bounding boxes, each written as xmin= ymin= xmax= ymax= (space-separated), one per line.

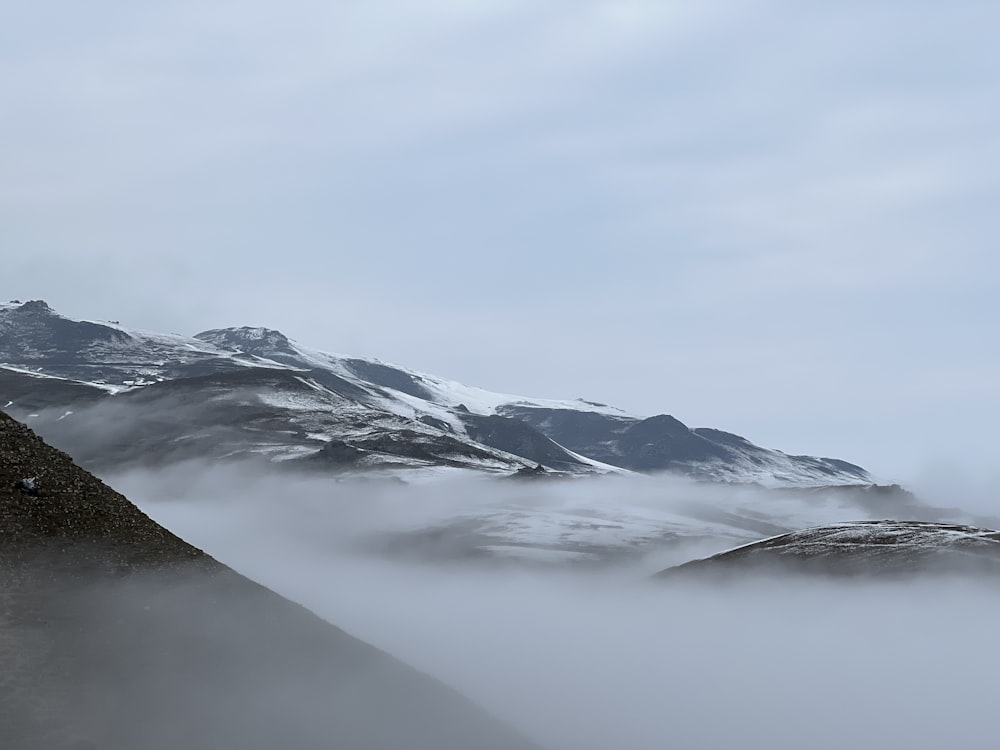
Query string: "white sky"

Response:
xmin=3 ymin=0 xmax=998 ymax=484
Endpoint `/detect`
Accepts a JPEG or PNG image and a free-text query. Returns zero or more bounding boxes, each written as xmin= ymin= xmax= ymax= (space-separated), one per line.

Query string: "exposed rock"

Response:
xmin=499 ymin=404 xmax=870 ymax=483
xmin=343 ymin=358 xmax=435 ymax=400
xmin=460 ymin=413 xmax=587 ymax=471
xmin=657 ymin=520 xmax=1000 ymax=579
xmin=510 ymin=464 xmax=549 ymax=480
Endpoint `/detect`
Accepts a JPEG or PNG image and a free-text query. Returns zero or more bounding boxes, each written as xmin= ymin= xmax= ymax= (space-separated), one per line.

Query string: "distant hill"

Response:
xmin=657 ymin=520 xmax=1000 ymax=579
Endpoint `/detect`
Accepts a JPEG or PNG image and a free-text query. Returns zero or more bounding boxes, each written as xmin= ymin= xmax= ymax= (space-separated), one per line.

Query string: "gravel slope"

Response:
xmin=0 ymin=410 xmax=538 ymax=750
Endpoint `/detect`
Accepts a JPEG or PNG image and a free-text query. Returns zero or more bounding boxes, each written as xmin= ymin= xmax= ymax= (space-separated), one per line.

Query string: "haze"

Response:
xmin=113 ymin=464 xmax=1000 ymax=750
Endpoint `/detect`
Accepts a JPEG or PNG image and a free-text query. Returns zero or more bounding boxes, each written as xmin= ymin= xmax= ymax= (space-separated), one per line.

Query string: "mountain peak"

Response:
xmin=10 ymin=299 xmax=54 ymax=315
xmin=194 ymin=326 xmax=294 ymax=356
xmin=0 ymin=300 xmax=131 ymax=366
xmin=631 ymin=413 xmax=691 ymax=436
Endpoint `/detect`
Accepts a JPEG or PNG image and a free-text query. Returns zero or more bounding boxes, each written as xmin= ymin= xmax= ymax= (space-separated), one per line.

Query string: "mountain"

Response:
xmin=355 ymin=481 xmax=944 ymax=568
xmin=0 ymin=299 xmax=871 ymax=485
xmin=498 ymin=406 xmax=867 ymax=483
xmin=0 ymin=409 xmax=538 ymax=750
xmin=657 ymin=520 xmax=1000 ymax=579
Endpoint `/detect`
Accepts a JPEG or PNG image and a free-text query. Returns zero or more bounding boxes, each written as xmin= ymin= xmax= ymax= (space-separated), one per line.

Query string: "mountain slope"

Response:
xmin=0 ymin=409 xmax=538 ymax=750
xmin=657 ymin=520 xmax=1000 ymax=578
xmin=1 ymin=300 xmax=872 ymax=484
xmin=498 ymin=405 xmax=869 ymax=484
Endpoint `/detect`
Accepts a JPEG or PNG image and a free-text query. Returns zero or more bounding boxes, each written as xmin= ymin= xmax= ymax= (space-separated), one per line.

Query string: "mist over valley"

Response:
xmin=3 ymin=298 xmax=999 ymax=747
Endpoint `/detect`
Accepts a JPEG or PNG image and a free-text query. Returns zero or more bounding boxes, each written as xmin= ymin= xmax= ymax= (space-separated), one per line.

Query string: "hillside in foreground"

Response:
xmin=0 ymin=410 xmax=537 ymax=750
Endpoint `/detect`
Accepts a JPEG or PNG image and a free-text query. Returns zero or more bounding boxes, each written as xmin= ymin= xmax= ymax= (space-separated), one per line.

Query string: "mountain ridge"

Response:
xmin=1 ymin=299 xmax=872 ymax=485
xmin=656 ymin=520 xmax=1000 ymax=579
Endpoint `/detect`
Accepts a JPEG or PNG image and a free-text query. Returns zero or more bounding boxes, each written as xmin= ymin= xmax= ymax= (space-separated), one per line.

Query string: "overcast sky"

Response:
xmin=3 ymin=0 xmax=998 ymax=483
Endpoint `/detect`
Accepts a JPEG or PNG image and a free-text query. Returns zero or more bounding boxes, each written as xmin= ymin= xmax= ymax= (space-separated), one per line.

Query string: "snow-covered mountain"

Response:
xmin=1 ymin=299 xmax=872 ymax=485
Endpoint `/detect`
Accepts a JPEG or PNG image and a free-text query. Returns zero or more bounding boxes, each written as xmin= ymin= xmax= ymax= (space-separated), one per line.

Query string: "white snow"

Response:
xmin=0 ymin=364 xmax=125 ymax=394
xmin=412 ymin=374 xmax=637 ymax=418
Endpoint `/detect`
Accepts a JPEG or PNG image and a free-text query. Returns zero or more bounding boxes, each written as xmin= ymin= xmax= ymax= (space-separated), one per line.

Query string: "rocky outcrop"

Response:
xmin=657 ymin=520 xmax=1000 ymax=579
xmin=499 ymin=404 xmax=871 ymax=483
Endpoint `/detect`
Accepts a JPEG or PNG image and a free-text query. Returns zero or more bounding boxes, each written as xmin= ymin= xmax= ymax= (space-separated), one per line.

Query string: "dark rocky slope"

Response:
xmin=0 ymin=411 xmax=537 ymax=750
xmin=658 ymin=520 xmax=1000 ymax=579
xmin=498 ymin=404 xmax=870 ymax=481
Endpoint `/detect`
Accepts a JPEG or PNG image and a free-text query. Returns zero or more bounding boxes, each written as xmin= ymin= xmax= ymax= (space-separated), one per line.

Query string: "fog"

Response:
xmin=111 ymin=465 xmax=1000 ymax=750
xmin=4 ymin=550 xmax=532 ymax=750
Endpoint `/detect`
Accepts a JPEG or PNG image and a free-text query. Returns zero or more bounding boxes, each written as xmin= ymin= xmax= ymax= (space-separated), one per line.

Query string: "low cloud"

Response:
xmin=109 ymin=463 xmax=1000 ymax=750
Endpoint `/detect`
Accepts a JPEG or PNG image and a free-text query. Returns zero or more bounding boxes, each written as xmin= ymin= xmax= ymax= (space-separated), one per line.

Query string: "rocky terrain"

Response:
xmin=657 ymin=520 xmax=1000 ymax=579
xmin=0 ymin=410 xmax=538 ymax=750
xmin=1 ymin=300 xmax=872 ymax=485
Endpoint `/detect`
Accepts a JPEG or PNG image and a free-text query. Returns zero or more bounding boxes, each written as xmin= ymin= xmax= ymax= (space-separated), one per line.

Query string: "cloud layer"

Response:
xmin=113 ymin=463 xmax=1000 ymax=750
